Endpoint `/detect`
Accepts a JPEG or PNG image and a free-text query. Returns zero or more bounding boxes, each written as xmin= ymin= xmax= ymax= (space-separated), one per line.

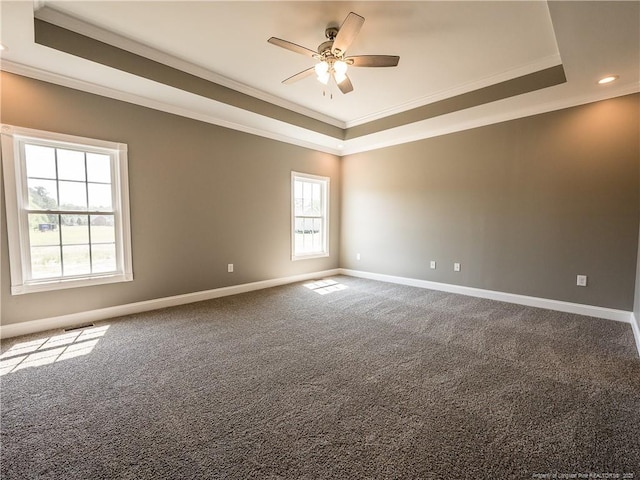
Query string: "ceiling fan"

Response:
xmin=268 ymin=12 xmax=400 ymax=94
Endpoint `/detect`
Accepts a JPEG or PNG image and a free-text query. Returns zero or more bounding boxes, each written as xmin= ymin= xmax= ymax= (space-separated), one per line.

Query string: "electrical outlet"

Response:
xmin=454 ymin=262 xmax=461 ymax=272
xmin=576 ymin=275 xmax=587 ymax=287
xmin=228 ymin=264 xmax=234 ymax=273
xmin=430 ymin=261 xmax=436 ymax=269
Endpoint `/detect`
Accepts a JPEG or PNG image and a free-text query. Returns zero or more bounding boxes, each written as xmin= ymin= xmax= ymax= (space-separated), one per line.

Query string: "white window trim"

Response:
xmin=291 ymin=171 xmax=329 ymax=261
xmin=1 ymin=124 xmax=133 ymax=295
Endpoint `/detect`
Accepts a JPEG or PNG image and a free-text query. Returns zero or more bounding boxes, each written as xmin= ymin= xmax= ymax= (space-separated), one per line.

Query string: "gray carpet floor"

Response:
xmin=1 ymin=275 xmax=639 ymax=479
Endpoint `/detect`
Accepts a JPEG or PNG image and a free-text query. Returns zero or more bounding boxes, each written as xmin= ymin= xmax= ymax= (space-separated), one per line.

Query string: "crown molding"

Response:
xmin=34 ymin=5 xmax=564 ymax=133
xmin=34 ymin=5 xmax=346 ymax=130
xmin=1 ymin=60 xmax=343 ymax=156
xmin=5 ymin=58 xmax=636 ymax=158
xmin=2 ymin=1 xmax=633 ymax=159
xmin=344 ymin=54 xmax=563 ymax=128
xmin=340 ymin=81 xmax=640 ymax=155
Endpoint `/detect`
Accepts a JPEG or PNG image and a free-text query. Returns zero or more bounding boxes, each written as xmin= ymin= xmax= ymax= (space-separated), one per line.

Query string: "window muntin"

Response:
xmin=1 ymin=125 xmax=133 ymax=294
xmin=292 ymin=172 xmax=329 ymax=259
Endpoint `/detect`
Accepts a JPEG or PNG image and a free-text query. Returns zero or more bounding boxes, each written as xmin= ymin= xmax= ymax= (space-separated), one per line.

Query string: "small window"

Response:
xmin=291 ymin=172 xmax=329 ymax=260
xmin=1 ymin=125 xmax=133 ymax=294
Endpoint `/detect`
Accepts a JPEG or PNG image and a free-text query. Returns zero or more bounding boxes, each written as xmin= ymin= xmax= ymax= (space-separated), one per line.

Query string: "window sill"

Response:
xmin=11 ymin=273 xmax=133 ymax=295
xmin=292 ymin=252 xmax=330 ymax=261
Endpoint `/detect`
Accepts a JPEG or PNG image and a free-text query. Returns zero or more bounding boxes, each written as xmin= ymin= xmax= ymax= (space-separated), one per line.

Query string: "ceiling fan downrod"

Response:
xmin=325 ymin=27 xmax=339 ymax=40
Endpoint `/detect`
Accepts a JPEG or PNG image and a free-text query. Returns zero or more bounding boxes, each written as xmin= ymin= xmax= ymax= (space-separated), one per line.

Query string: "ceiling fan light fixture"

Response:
xmin=315 ymin=61 xmax=331 ymax=84
xmin=334 ymin=60 xmax=348 ymax=75
xmin=315 ymin=61 xmax=329 ymax=76
xmin=333 ymin=60 xmax=348 ymax=84
xmin=317 ymin=72 xmax=330 ymax=85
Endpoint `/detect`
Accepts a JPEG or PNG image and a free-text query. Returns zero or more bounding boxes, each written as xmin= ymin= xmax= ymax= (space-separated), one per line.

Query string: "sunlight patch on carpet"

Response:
xmin=303 ymin=279 xmax=348 ymax=295
xmin=0 ymin=325 xmax=109 ymax=376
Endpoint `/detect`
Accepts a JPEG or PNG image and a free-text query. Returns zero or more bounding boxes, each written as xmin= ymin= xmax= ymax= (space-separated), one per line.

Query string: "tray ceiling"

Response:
xmin=0 ymin=1 xmax=638 ymax=155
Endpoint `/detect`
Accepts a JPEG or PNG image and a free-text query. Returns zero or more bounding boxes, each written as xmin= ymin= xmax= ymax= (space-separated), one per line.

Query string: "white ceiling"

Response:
xmin=0 ymin=1 xmax=638 ymax=155
xmin=31 ymin=1 xmax=562 ymax=125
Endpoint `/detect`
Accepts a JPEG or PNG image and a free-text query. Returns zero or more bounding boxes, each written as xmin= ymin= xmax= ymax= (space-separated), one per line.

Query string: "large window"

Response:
xmin=1 ymin=125 xmax=133 ymax=294
xmin=292 ymin=172 xmax=329 ymax=260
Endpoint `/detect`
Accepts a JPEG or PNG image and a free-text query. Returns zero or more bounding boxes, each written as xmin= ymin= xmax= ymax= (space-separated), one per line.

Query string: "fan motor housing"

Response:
xmin=317 ymin=40 xmax=334 ymax=56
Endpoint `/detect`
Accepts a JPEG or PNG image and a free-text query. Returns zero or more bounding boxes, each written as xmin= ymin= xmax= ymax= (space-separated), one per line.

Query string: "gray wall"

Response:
xmin=0 ymin=72 xmax=340 ymax=325
xmin=341 ymin=94 xmax=640 ymax=311
xmin=2 ymin=72 xmax=638 ymax=327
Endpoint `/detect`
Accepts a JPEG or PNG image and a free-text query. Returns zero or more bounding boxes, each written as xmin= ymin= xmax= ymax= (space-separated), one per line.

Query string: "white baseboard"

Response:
xmin=339 ymin=269 xmax=633 ymax=324
xmin=631 ymin=313 xmax=640 ymax=358
xmin=4 ymin=267 xmax=638 ymax=359
xmin=0 ymin=269 xmax=340 ymax=339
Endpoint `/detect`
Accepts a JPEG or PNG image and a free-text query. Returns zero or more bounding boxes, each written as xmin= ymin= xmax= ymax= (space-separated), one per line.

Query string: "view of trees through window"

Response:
xmin=25 ymin=144 xmax=117 ymax=279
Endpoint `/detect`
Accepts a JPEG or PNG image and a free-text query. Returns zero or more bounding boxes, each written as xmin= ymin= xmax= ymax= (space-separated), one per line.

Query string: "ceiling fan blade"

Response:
xmin=346 ymin=55 xmax=400 ymax=68
xmin=332 ymin=12 xmax=364 ymax=56
xmin=336 ymin=74 xmax=354 ymax=94
xmin=268 ymin=37 xmax=319 ymax=58
xmin=282 ymin=67 xmax=316 ymax=84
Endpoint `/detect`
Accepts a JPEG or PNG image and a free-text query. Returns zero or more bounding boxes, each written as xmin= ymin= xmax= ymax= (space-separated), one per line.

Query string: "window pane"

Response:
xmin=86 ymin=153 xmax=111 ymax=183
xmin=305 ymin=218 xmax=314 ymax=251
xmin=313 ymin=218 xmax=322 ymax=251
xmin=88 ymin=183 xmax=113 ymax=210
xmin=25 ymin=144 xmax=56 ymax=179
xmin=28 ymin=214 xmax=59 ymax=246
xmin=31 ymin=246 xmax=62 ymax=279
xmin=312 ymin=183 xmax=321 ymax=215
xmin=304 ymin=218 xmax=316 ymax=252
xmin=294 ymin=180 xmax=324 ymax=216
xmin=294 ymin=217 xmax=322 ymax=255
xmin=62 ymin=245 xmax=90 ymax=276
xmin=303 ymin=182 xmax=313 ymax=215
xmin=294 ymin=180 xmax=303 ymax=216
xmin=90 ymin=216 xmax=115 ymax=242
xmin=57 ymin=149 xmax=85 ymax=181
xmin=28 ymin=179 xmax=58 ymax=210
xmin=92 ymin=244 xmax=117 ymax=273
xmin=58 ymin=181 xmax=87 ymax=210
xmin=61 ymin=216 xmax=89 ymax=245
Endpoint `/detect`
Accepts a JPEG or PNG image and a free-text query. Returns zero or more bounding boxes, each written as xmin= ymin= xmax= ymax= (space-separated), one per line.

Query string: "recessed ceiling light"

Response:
xmin=337 ymin=144 xmax=344 ymax=150
xmin=598 ymin=75 xmax=619 ymax=85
